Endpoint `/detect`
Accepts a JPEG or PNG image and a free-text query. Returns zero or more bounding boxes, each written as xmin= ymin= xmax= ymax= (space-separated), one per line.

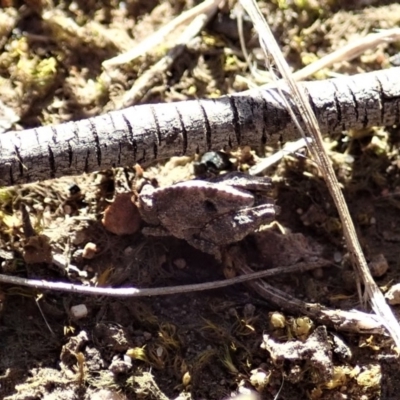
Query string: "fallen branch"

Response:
xmin=1 ymin=67 xmax=400 ymax=186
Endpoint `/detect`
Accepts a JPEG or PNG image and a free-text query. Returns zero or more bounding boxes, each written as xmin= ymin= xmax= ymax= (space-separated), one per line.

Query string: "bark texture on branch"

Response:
xmin=1 ymin=67 xmax=399 ymax=186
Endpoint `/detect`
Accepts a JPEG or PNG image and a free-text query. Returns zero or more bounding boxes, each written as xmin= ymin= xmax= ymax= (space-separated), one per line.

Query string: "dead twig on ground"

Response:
xmin=1 ymin=67 xmax=399 ymax=186
xmin=0 ymin=255 xmax=330 ymax=297
xmin=0 ymin=256 xmax=385 ymax=335
xmin=237 ymin=263 xmax=384 ymax=336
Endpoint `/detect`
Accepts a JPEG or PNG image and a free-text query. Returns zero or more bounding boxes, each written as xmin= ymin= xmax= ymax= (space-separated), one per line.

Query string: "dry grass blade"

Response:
xmin=240 ymin=0 xmax=400 ymax=347
xmin=292 ymin=27 xmax=400 ymax=82
xmin=120 ymin=12 xmax=215 ymax=107
xmin=102 ymin=0 xmax=223 ymax=68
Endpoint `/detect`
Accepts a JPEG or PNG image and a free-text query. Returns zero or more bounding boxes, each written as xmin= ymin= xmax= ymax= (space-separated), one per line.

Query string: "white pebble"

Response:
xmin=385 ymin=283 xmax=400 ymax=305
xmin=70 ymin=304 xmax=88 ymax=319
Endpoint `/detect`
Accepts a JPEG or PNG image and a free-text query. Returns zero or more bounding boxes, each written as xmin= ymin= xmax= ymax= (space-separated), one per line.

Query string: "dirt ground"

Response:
xmin=2 ymin=0 xmax=400 ymax=399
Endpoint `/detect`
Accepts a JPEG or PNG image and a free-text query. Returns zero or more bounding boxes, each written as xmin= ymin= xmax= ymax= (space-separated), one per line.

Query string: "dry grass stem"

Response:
xmin=102 ymin=0 xmax=223 ymax=68
xmin=240 ymin=0 xmax=400 ymax=347
xmin=249 ymin=138 xmax=311 ymax=175
xmin=292 ymin=27 xmax=400 ymax=82
xmin=120 ymin=12 xmax=214 ymax=107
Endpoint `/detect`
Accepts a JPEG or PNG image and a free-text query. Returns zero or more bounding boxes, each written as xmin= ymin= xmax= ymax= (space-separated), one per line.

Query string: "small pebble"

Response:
xmin=124 ymin=246 xmax=135 ymax=257
xmin=173 ymin=258 xmax=187 ymax=269
xmin=72 ymin=248 xmax=84 ymax=261
xmin=70 ymin=304 xmax=88 ymax=319
xmin=156 ymin=346 xmax=163 ymax=357
xmin=243 ymin=303 xmax=255 ymax=319
xmin=368 ymin=253 xmax=389 ymax=277
xmin=63 ymin=204 xmax=73 ymax=215
xmin=143 ymin=332 xmax=152 ymax=341
xmin=102 ymin=192 xmax=141 ymax=235
xmin=385 ymin=283 xmax=400 ymax=305
xmin=82 ymin=242 xmax=98 ymax=259
xmin=333 ymin=251 xmax=343 ymax=263
xmin=109 ymin=357 xmax=131 ymax=374
xmin=228 ymin=307 xmax=238 ymax=317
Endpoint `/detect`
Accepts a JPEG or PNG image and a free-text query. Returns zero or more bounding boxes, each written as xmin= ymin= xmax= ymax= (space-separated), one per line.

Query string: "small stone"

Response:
xmin=156 ymin=346 xmax=163 ymax=357
xmin=123 ymin=246 xmax=135 ymax=257
xmin=70 ymin=304 xmax=88 ymax=319
xmin=368 ymin=253 xmax=389 ymax=277
xmin=243 ymin=303 xmax=256 ymax=319
xmin=82 ymin=242 xmax=98 ymax=259
xmin=143 ymin=332 xmax=152 ymax=341
xmin=102 ymin=192 xmax=141 ymax=235
xmin=228 ymin=307 xmax=238 ymax=317
xmin=333 ymin=251 xmax=342 ymax=263
xmin=63 ymin=204 xmax=73 ymax=215
xmin=173 ymin=258 xmax=187 ymax=269
xmin=385 ymin=283 xmax=400 ymax=305
xmin=33 ymin=203 xmax=44 ymax=212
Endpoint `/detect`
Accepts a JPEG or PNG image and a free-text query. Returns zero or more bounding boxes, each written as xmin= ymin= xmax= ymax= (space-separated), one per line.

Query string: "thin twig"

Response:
xmin=237 ymin=263 xmax=385 ymax=335
xmin=0 ymin=258 xmax=331 ymax=297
